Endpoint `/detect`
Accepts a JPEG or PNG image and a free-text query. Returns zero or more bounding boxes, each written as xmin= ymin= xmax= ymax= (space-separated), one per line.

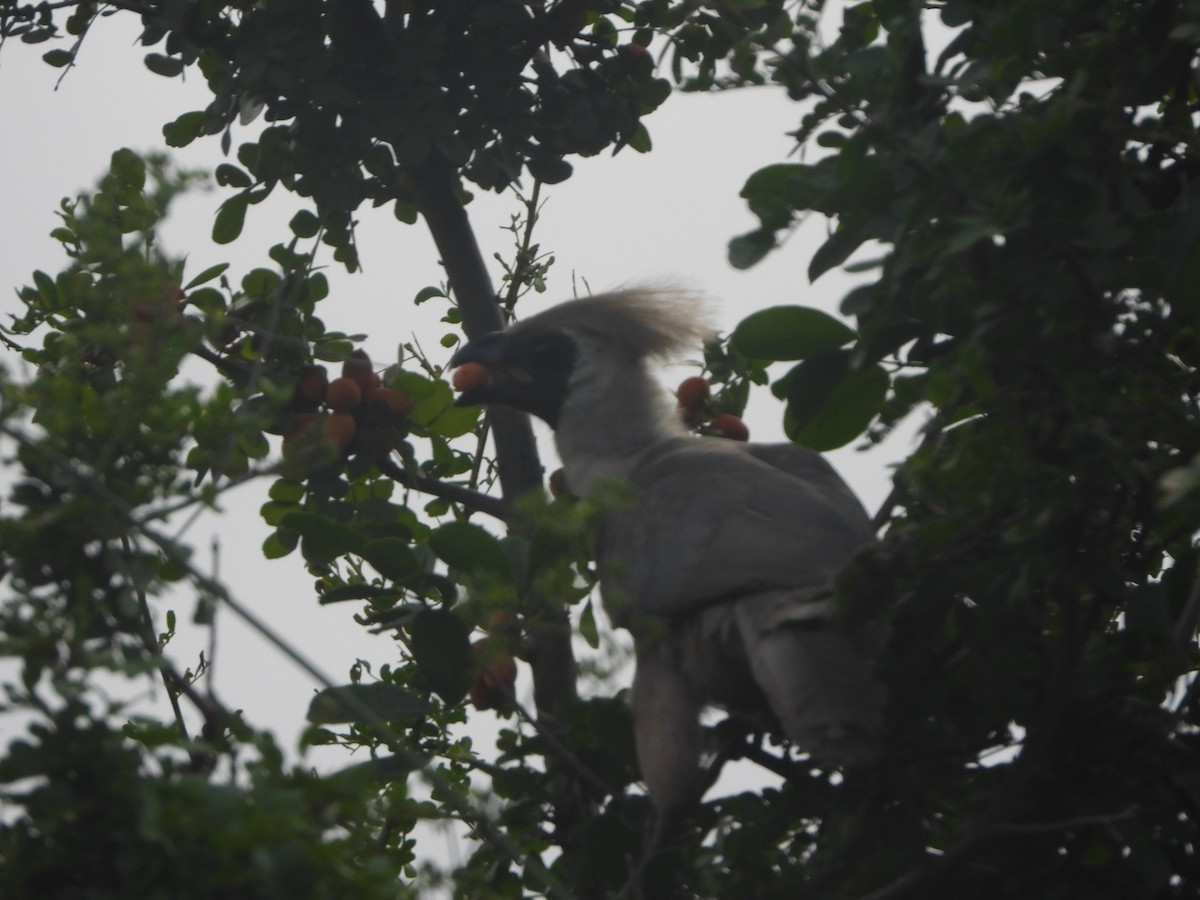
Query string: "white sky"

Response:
xmin=0 ymin=12 xmax=916 ymax=785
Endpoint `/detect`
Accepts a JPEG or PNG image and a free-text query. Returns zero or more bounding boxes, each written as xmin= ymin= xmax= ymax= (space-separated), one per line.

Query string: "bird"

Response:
xmin=450 ymin=287 xmax=885 ymax=820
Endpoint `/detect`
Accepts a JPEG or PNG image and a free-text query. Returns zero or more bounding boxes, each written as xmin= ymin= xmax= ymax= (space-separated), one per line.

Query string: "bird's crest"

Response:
xmin=513 ymin=287 xmax=716 ymax=360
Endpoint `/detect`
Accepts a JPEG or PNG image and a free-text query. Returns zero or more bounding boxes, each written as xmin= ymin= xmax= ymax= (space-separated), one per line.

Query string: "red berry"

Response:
xmin=452 ymin=361 xmax=491 ymax=393
xmin=364 ymin=386 xmax=414 ymax=418
xmin=675 ymin=375 xmax=711 ymax=411
xmin=711 ymin=412 xmax=749 ymax=442
xmin=325 ymin=376 xmax=363 ymax=413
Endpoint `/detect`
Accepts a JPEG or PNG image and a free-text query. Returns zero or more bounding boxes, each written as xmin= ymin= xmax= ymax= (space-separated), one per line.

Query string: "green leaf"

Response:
xmin=410 ymin=609 xmax=473 ymax=704
xmin=262 ymin=529 xmax=299 ymax=559
xmin=362 ymin=538 xmax=421 ymax=583
xmin=183 ymin=262 xmax=230 ymax=291
xmin=144 ymin=53 xmax=185 ymax=77
xmin=110 ymin=148 xmax=146 ymax=191
xmin=728 ymin=229 xmax=776 ymax=270
xmin=215 ymin=163 xmax=252 ymax=189
xmin=809 ymin=224 xmax=870 ymax=281
xmin=42 ymin=49 xmax=74 ymax=68
xmin=527 ymin=155 xmax=573 ymax=184
xmin=212 ymin=193 xmax=249 ymax=245
xmin=280 ymin=511 xmax=366 ymax=566
xmin=731 ymin=306 xmax=857 ymax=361
xmin=780 ymin=351 xmax=888 ymax=450
xmin=307 ymin=682 xmax=430 ymax=725
xmin=289 ymin=209 xmax=321 ymax=238
xmin=163 ymin=111 xmax=206 ymax=148
xmin=326 ymin=752 xmax=427 ymax=785
xmin=414 ymin=286 xmax=446 ymax=304
xmin=428 ymin=521 xmax=512 ymax=583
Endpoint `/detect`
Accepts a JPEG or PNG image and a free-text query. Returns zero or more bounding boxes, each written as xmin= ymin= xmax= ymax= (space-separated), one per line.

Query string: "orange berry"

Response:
xmin=675 ymin=375 xmax=710 ymax=411
xmin=364 ymin=386 xmax=414 ymax=417
xmin=452 ymin=361 xmax=491 ymax=393
xmin=325 ymin=376 xmax=363 ymax=413
xmin=711 ymin=412 xmax=749 ymax=442
xmin=469 ymin=672 xmax=501 ymax=710
xmin=325 ymin=412 xmax=357 ymax=449
xmin=342 ymin=350 xmax=375 ymax=392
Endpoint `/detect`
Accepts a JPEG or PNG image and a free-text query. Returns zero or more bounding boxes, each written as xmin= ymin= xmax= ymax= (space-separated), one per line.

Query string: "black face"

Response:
xmin=450 ymin=328 xmax=578 ymax=428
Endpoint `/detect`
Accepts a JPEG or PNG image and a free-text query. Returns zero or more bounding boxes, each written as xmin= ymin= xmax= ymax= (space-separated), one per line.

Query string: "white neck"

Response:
xmin=554 ymin=354 xmax=687 ymax=496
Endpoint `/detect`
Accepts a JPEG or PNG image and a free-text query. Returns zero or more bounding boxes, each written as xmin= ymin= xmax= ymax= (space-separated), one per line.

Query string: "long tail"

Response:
xmin=734 ymin=591 xmax=885 ymax=766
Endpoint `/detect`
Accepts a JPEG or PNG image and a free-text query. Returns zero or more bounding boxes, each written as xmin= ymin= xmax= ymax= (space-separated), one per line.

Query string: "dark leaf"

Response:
xmin=410 ymin=609 xmax=473 ymax=704
xmin=307 ymin=682 xmax=430 ymax=725
xmin=731 ymin=306 xmax=857 ymax=361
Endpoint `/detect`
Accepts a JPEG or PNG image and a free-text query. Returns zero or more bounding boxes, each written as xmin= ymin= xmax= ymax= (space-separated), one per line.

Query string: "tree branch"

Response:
xmin=409 ymin=151 xmax=578 ymax=719
xmin=376 ymin=454 xmax=510 ymax=521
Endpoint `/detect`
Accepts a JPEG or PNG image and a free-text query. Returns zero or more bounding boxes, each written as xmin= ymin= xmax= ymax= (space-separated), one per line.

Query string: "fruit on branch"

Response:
xmin=709 ymin=412 xmax=749 ymax=442
xmin=364 ymin=386 xmax=413 ymax=418
xmin=342 ymin=349 xmax=377 ymax=392
xmin=326 ymin=412 xmax=357 ymax=449
xmin=325 ymin=376 xmax=363 ymax=413
xmin=452 ymin=361 xmax=491 ymax=393
xmin=468 ymin=636 xmax=519 ymax=711
xmin=675 ymin=375 xmax=711 ymax=413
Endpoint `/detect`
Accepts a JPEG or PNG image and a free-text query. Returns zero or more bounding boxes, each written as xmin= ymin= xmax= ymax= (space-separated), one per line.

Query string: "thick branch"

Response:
xmin=409 ymin=152 xmax=578 ymax=719
xmin=409 ymin=153 xmax=545 ymax=499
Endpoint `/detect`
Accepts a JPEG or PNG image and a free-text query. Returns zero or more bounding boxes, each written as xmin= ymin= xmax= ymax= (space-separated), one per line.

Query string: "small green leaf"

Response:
xmin=163 ymin=111 xmax=206 ymax=148
xmin=728 ymin=229 xmax=776 ymax=270
xmin=809 ymin=224 xmax=870 ymax=281
xmin=362 ymin=538 xmax=421 ymax=583
xmin=183 ymin=262 xmax=230 ymax=291
xmin=110 ymin=148 xmax=146 ymax=191
xmin=215 ymin=163 xmax=252 ymax=189
xmin=212 ymin=193 xmax=249 ymax=245
xmin=262 ymin=529 xmax=299 ymax=559
xmin=732 ymin=306 xmax=857 ymax=362
xmin=527 ymin=155 xmax=573 ymax=184
xmin=429 ymin=521 xmax=512 ymax=583
xmin=307 ymin=682 xmax=430 ymax=725
xmin=410 ymin=609 xmax=473 ymax=704
xmin=42 ymin=49 xmax=74 ymax=68
xmin=781 ymin=351 xmax=888 ymax=450
xmin=280 ymin=511 xmax=366 ymax=566
xmin=144 ymin=52 xmax=185 ymax=77
xmin=414 ymin=286 xmax=446 ymax=304
xmin=326 ymin=752 xmax=427 ymax=784
xmin=290 ymin=209 xmax=321 ymax=238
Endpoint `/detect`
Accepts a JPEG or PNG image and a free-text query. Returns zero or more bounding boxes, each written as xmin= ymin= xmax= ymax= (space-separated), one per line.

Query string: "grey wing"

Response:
xmin=600 ymin=439 xmax=875 ymax=619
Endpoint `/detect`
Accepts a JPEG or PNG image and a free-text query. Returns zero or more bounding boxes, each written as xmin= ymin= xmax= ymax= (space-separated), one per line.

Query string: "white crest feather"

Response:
xmin=512 ymin=287 xmax=716 ymax=360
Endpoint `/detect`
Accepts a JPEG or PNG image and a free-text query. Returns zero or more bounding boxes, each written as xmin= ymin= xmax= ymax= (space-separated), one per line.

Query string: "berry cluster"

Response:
xmin=276 ymin=350 xmax=413 ymax=461
xmin=675 ymin=375 xmax=749 ymax=441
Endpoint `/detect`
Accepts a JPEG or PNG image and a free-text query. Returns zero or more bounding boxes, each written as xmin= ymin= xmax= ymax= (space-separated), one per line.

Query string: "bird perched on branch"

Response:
xmin=451 ymin=288 xmax=885 ymax=820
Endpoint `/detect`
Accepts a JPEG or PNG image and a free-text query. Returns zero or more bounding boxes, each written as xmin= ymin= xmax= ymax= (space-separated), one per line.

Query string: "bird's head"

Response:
xmin=450 ymin=288 xmax=715 ymax=430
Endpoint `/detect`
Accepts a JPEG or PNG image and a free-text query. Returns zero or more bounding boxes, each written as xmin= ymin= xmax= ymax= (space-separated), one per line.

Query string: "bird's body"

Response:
xmin=451 ymin=288 xmax=885 ymax=817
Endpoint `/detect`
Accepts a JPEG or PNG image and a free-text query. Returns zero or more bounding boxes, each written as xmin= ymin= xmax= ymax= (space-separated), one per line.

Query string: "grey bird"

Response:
xmin=450 ymin=288 xmax=885 ymax=819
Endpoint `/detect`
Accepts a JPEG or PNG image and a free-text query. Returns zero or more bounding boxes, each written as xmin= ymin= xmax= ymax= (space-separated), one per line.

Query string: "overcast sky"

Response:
xmin=0 ymin=11 xmax=916 ymax=783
